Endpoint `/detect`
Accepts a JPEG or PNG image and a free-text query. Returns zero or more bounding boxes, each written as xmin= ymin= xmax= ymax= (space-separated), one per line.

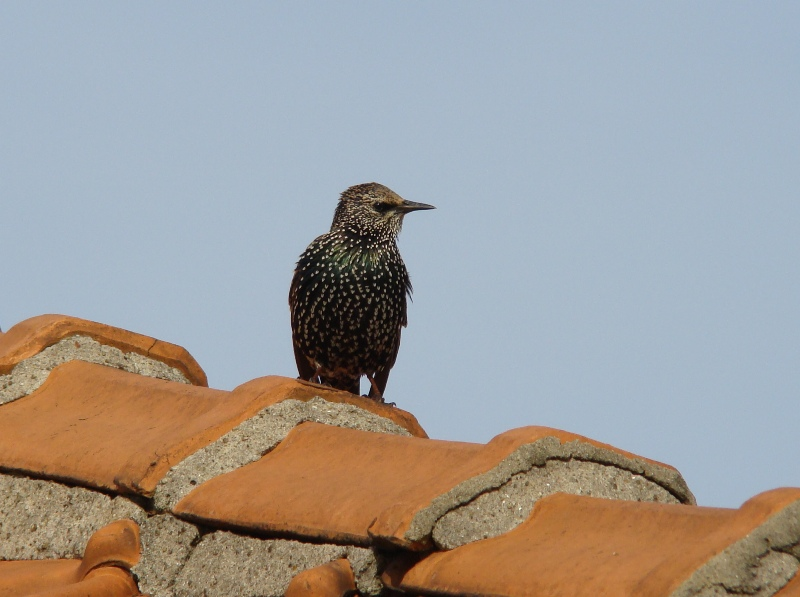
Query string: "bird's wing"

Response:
xmin=292 ymin=338 xmax=317 ymax=382
xmin=289 ymin=259 xmax=318 ymax=382
xmin=371 ymin=261 xmax=411 ymax=397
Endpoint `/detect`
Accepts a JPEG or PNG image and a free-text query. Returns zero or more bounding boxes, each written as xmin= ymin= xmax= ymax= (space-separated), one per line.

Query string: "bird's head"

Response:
xmin=331 ymin=182 xmax=435 ymax=241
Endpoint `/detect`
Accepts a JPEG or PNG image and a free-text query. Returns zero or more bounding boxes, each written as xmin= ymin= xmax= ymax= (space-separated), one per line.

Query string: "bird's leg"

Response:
xmin=310 ymin=366 xmax=323 ymax=384
xmin=365 ymin=374 xmax=386 ymax=404
xmin=366 ymin=374 xmax=383 ymax=400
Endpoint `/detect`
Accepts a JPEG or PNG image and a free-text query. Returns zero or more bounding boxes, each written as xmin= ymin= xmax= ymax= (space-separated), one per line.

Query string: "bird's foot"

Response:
xmin=361 ymin=393 xmax=394 ymax=406
xmin=298 ymin=375 xmax=322 ymax=385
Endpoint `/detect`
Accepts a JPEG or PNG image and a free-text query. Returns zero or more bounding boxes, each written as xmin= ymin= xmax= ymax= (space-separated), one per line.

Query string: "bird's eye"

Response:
xmin=373 ymin=202 xmax=393 ymax=213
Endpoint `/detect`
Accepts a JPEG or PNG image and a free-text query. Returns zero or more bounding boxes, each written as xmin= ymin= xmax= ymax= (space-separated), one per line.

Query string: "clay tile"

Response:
xmin=383 ymin=489 xmax=800 ymax=597
xmin=0 ymin=361 xmax=279 ymax=495
xmin=174 ymin=422 xmax=481 ymax=546
xmin=0 ymin=314 xmax=206 ymax=386
xmin=42 ymin=567 xmax=140 ymax=597
xmin=78 ymin=520 xmax=141 ymax=579
xmin=0 ymin=560 xmax=82 ymax=595
xmin=231 ymin=375 xmax=427 ymax=437
xmin=174 ymin=421 xmax=689 ymax=550
xmin=284 ymin=559 xmax=357 ymax=597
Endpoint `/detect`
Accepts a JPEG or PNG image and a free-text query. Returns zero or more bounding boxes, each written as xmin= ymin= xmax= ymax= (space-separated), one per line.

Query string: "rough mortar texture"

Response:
xmin=407 ymin=436 xmax=694 ymax=548
xmin=671 ymin=498 xmax=800 ymax=597
xmin=433 ymin=459 xmax=679 ymax=549
xmin=0 ymin=335 xmax=189 ymax=405
xmin=0 ymin=472 xmax=382 ymax=596
xmin=172 ymin=531 xmax=381 ymax=597
xmin=0 ymin=473 xmax=146 ymax=560
xmin=133 ymin=514 xmax=200 ymax=597
xmin=154 ymin=396 xmax=411 ymax=511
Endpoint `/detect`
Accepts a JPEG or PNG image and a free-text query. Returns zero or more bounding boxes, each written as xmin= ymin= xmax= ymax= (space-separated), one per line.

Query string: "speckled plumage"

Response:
xmin=289 ymin=183 xmax=434 ymax=401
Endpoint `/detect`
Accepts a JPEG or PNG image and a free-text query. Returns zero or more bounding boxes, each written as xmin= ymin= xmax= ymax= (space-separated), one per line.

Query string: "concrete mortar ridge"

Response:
xmin=171 ymin=531 xmax=382 ymax=597
xmin=132 ymin=514 xmax=201 ymax=597
xmin=0 ymin=473 xmax=147 ymax=561
xmin=154 ymin=397 xmax=412 ymax=512
xmin=0 ymin=334 xmax=189 ymax=406
xmin=670 ymin=498 xmax=800 ymax=597
xmin=432 ymin=459 xmax=682 ymax=549
xmin=403 ymin=435 xmax=696 ymax=547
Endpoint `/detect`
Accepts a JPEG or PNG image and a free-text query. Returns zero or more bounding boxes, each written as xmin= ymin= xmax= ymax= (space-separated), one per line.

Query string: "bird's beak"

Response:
xmin=397 ymin=200 xmax=436 ymax=213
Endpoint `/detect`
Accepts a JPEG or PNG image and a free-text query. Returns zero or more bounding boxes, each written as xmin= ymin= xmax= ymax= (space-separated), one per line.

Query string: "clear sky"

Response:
xmin=3 ymin=3 xmax=799 ymax=508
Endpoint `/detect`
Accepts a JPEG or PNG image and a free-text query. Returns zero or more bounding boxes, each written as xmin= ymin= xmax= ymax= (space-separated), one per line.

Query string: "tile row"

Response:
xmin=1 ymin=314 xmax=798 ymax=596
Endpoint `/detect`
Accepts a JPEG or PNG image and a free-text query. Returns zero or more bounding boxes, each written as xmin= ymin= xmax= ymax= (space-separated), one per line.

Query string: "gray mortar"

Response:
xmin=153 ymin=396 xmax=411 ymax=511
xmin=671 ymin=498 xmax=800 ymax=597
xmin=172 ymin=531 xmax=381 ymax=597
xmin=0 ymin=473 xmax=383 ymax=597
xmin=0 ymin=335 xmax=189 ymax=405
xmin=405 ymin=436 xmax=694 ymax=548
xmin=433 ymin=459 xmax=680 ymax=549
xmin=0 ymin=473 xmax=146 ymax=560
xmin=133 ymin=514 xmax=200 ymax=597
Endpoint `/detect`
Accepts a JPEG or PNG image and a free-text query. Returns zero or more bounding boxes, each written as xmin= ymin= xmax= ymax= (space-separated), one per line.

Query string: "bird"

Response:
xmin=289 ymin=182 xmax=435 ymax=402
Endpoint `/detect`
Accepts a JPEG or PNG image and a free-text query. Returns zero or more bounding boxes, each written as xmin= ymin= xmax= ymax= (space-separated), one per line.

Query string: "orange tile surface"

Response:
xmin=49 ymin=567 xmax=140 ymax=597
xmin=383 ymin=489 xmax=800 ymax=597
xmin=174 ymin=421 xmax=673 ymax=548
xmin=0 ymin=560 xmax=81 ymax=596
xmin=0 ymin=520 xmax=141 ymax=597
xmin=0 ymin=314 xmax=206 ymax=386
xmin=284 ymin=559 xmax=356 ymax=597
xmin=78 ymin=519 xmax=140 ymax=576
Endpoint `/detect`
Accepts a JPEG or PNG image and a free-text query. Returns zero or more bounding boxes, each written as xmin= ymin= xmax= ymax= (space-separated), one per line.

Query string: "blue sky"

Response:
xmin=3 ymin=3 xmax=799 ymax=507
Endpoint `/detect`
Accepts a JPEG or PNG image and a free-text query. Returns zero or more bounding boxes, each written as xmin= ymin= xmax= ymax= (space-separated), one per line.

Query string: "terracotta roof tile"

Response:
xmin=0 ymin=520 xmax=141 ymax=597
xmin=0 ymin=560 xmax=81 ymax=596
xmin=173 ymin=421 xmax=692 ymax=550
xmin=152 ymin=394 xmax=418 ymax=512
xmin=0 ymin=564 xmax=140 ymax=597
xmin=284 ymin=559 xmax=357 ymax=597
xmin=0 ymin=314 xmax=206 ymax=386
xmin=58 ymin=568 xmax=141 ymax=597
xmin=383 ymin=488 xmax=800 ymax=596
xmin=0 ymin=361 xmax=251 ymax=495
xmin=77 ymin=518 xmax=140 ymax=576
xmin=0 ymin=362 xmax=424 ymax=498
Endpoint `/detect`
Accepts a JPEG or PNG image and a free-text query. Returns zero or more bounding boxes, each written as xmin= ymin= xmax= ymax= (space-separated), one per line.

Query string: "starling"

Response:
xmin=289 ymin=182 xmax=435 ymax=401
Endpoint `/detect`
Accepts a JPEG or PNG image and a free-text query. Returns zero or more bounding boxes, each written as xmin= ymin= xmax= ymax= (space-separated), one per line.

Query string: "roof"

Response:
xmin=0 ymin=314 xmax=798 ymax=596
